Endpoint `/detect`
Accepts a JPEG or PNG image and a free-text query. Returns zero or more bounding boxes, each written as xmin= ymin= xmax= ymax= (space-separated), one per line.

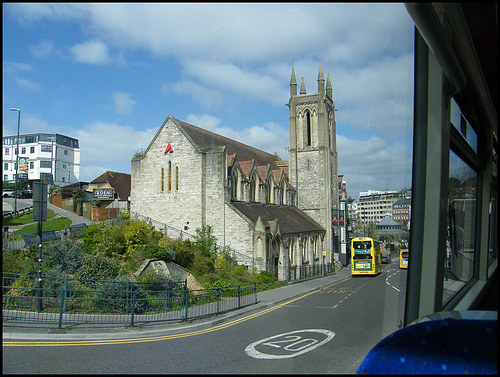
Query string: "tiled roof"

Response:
xmin=90 ymin=171 xmax=131 ymax=200
xmin=230 ymin=202 xmax=325 ymax=235
xmin=174 ymin=117 xmax=280 ymax=169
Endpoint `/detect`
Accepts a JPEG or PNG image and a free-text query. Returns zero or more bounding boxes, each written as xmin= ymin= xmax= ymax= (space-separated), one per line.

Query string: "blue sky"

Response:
xmin=3 ymin=3 xmax=415 ymax=199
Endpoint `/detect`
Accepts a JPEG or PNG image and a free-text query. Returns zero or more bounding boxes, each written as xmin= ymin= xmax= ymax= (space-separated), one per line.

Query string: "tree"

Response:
xmin=73 ymin=188 xmax=85 ymax=215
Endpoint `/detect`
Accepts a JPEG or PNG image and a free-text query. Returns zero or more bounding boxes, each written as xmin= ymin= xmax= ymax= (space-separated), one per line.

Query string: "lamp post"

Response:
xmin=9 ymin=108 xmax=21 ymax=219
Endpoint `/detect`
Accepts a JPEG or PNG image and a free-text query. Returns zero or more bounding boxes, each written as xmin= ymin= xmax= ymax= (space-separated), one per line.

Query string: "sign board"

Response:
xmin=332 ymin=209 xmax=345 ymax=226
xmin=93 ymin=188 xmax=114 ymax=200
xmin=33 ymin=181 xmax=48 ymax=221
xmin=18 ymin=157 xmax=29 ymax=179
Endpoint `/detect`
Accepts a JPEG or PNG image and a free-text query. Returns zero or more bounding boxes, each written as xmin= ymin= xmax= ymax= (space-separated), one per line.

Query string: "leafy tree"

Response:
xmin=194 ymin=225 xmax=217 ymax=258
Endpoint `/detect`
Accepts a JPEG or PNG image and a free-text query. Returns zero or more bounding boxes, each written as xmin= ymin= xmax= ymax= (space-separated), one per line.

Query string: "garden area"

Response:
xmin=3 ymin=209 xmax=284 ymax=292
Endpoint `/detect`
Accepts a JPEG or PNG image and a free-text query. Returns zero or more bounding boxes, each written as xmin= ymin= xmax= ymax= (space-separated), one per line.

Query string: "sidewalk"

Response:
xmin=3 ymin=267 xmax=352 ymax=341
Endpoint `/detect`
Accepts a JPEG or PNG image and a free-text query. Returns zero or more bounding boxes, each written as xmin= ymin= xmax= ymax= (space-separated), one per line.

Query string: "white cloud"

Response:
xmin=186 ymin=114 xmax=289 ymax=158
xmin=29 ymin=39 xmax=58 ymax=58
xmin=70 ymin=39 xmax=111 ymax=65
xmin=15 ymin=77 xmax=40 ymax=92
xmin=75 ymin=121 xmax=156 ymax=167
xmin=170 ymin=81 xmax=223 ymax=109
xmin=112 ymin=92 xmax=137 ymax=115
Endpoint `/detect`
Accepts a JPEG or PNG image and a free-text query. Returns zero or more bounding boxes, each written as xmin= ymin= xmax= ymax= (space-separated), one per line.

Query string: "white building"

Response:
xmin=3 ymin=133 xmax=80 ymax=187
xmin=357 ymin=189 xmax=407 ymax=225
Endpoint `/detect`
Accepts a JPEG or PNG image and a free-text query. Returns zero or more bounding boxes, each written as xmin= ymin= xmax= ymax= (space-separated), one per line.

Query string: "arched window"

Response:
xmin=168 ymin=161 xmax=172 ymax=191
xmin=176 ymin=166 xmax=179 ymax=190
xmin=250 ymin=173 xmax=258 ymax=202
xmin=161 ymin=167 xmax=165 ymax=191
xmin=306 ymin=111 xmax=311 ymax=146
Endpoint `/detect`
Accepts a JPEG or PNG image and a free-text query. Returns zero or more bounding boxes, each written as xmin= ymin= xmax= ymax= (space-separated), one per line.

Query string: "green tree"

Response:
xmin=194 ymin=225 xmax=217 ymax=258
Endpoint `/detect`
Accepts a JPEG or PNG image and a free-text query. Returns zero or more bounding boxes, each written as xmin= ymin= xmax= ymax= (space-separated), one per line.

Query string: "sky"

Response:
xmin=3 ymin=3 xmax=415 ymax=200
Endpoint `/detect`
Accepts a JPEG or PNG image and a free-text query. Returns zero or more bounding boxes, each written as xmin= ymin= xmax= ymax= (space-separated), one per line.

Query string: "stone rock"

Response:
xmin=134 ymin=258 xmax=204 ymax=290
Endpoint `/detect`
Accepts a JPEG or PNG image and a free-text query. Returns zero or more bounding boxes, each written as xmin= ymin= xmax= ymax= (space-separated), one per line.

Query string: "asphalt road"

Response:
xmin=2 ymin=262 xmax=406 ymax=374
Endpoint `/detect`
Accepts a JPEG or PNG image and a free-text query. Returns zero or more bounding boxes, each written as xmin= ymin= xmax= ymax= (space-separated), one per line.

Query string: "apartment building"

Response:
xmin=3 ymin=133 xmax=80 ymax=187
xmin=357 ymin=189 xmax=411 ymax=225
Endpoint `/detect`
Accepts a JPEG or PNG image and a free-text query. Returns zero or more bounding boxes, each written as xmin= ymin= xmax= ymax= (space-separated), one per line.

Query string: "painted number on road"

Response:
xmin=245 ymin=329 xmax=335 ymax=359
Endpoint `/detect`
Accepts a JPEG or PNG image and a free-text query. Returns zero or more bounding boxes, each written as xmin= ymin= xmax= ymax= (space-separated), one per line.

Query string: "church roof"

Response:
xmin=230 ymin=202 xmax=325 ymax=235
xmin=173 ymin=116 xmax=280 ymax=169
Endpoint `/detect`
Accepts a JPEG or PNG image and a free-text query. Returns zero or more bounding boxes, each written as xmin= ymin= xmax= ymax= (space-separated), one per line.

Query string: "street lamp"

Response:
xmin=9 ymin=108 xmax=21 ymax=219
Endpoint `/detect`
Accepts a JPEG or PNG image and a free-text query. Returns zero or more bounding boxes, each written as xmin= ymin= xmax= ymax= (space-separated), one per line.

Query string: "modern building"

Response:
xmin=357 ymin=189 xmax=411 ymax=225
xmin=2 ymin=133 xmax=80 ymax=187
xmin=131 ymin=67 xmax=340 ymax=280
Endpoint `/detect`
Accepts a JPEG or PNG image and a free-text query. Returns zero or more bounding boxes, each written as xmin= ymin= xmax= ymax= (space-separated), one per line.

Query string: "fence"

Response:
xmin=2 ymin=223 xmax=88 ymax=252
xmin=2 ymin=273 xmax=257 ymax=329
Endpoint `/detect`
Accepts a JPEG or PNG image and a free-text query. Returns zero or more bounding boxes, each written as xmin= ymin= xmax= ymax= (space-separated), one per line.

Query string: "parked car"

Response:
xmin=16 ymin=190 xmax=33 ymax=199
xmin=3 ymin=190 xmax=14 ymax=198
xmin=381 ymin=255 xmax=391 ymax=264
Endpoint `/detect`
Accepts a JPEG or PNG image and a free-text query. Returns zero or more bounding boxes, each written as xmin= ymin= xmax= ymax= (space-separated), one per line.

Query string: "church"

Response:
xmin=130 ymin=67 xmax=340 ymax=281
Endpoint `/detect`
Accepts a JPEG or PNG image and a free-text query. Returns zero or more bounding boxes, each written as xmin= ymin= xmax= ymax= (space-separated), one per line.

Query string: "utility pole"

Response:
xmin=33 ymin=180 xmax=48 ymax=312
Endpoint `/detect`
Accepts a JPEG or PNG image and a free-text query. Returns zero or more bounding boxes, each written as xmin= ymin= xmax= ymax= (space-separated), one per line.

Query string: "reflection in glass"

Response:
xmin=444 ymin=151 xmax=477 ymax=305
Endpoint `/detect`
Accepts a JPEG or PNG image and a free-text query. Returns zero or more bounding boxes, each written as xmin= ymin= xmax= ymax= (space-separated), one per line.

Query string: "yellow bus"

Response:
xmin=400 ymin=249 xmax=409 ymax=269
xmin=351 ymin=237 xmax=382 ymax=276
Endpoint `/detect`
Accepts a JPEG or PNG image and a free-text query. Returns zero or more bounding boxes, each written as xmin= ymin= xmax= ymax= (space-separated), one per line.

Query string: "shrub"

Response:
xmin=43 ymin=239 xmax=83 ymax=275
xmin=191 ymin=254 xmax=215 ymax=275
xmin=194 ymin=225 xmax=217 ymax=258
xmin=257 ymin=270 xmax=277 ymax=284
xmin=94 ymin=276 xmax=148 ymax=314
xmin=75 ymin=254 xmax=120 ymax=283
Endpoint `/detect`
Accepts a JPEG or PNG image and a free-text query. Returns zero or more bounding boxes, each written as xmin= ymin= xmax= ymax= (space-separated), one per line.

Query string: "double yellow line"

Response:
xmin=3 ymin=287 xmax=327 ymax=347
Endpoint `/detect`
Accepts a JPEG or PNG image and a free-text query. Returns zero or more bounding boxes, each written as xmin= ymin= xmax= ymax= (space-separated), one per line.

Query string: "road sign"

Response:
xmin=33 ymin=181 xmax=47 ymax=221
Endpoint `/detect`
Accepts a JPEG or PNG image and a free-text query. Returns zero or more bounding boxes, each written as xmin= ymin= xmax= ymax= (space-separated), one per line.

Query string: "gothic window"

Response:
xmin=168 ymin=161 xmax=172 ymax=191
xmin=176 ymin=166 xmax=179 ymax=190
xmin=306 ymin=111 xmax=312 ymax=146
xmin=249 ymin=172 xmax=258 ymax=202
xmin=161 ymin=167 xmax=165 ymax=191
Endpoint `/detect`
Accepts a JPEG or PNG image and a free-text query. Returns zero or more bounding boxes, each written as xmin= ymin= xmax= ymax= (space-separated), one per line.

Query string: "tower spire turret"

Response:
xmin=290 ymin=68 xmax=297 ymax=97
xmin=300 ymin=77 xmax=306 ymax=95
xmin=318 ymin=65 xmax=325 ymax=93
xmin=326 ymin=73 xmax=332 ymax=99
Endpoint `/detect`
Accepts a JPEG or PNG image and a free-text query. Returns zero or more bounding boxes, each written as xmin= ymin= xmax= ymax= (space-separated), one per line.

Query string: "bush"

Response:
xmin=75 ymin=254 xmax=120 ymax=283
xmin=93 ymin=276 xmax=148 ymax=314
xmin=191 ymin=254 xmax=215 ymax=275
xmin=194 ymin=225 xmax=217 ymax=258
xmin=256 ymin=270 xmax=277 ymax=284
xmin=81 ymin=222 xmax=126 ymax=256
xmin=43 ymin=239 xmax=83 ymax=275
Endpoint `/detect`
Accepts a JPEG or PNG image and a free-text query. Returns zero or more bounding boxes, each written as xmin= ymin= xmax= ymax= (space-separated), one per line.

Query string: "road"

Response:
xmin=3 ymin=261 xmax=406 ymax=374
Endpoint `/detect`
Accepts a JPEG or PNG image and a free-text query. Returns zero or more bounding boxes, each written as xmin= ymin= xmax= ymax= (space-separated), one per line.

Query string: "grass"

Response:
xmin=4 ymin=209 xmax=73 ymax=240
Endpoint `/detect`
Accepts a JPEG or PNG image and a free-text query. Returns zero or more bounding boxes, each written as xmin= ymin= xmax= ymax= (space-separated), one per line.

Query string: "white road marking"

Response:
xmin=245 ymin=329 xmax=335 ymax=359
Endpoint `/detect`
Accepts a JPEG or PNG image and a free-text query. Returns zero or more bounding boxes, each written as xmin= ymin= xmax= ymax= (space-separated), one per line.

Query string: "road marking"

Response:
xmin=385 ymin=269 xmax=402 ymax=292
xmin=3 ymin=277 xmax=353 ymax=348
xmin=245 ymin=329 xmax=335 ymax=359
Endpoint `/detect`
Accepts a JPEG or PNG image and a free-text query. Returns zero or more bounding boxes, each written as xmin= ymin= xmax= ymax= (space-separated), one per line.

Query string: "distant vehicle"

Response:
xmin=3 ymin=190 xmax=14 ymax=198
xmin=16 ymin=190 xmax=33 ymax=199
xmin=351 ymin=236 xmax=382 ymax=276
xmin=381 ymin=255 xmax=391 ymax=264
xmin=400 ymin=249 xmax=409 ymax=269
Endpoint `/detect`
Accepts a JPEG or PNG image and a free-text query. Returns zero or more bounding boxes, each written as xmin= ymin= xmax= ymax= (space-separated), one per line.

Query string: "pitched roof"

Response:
xmin=90 ymin=171 xmax=131 ymax=200
xmin=230 ymin=202 xmax=325 ymax=235
xmin=173 ymin=116 xmax=280 ymax=169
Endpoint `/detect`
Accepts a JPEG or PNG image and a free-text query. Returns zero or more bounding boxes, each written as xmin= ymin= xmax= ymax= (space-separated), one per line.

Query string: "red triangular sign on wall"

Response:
xmin=164 ymin=143 xmax=173 ymax=154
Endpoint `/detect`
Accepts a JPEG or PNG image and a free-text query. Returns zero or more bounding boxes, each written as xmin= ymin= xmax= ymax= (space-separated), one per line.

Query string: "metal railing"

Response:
xmin=2 ymin=273 xmax=257 ymax=329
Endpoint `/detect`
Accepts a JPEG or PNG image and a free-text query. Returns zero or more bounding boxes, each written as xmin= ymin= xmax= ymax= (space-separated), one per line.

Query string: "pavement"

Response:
xmin=3 ymin=267 xmax=352 ymax=341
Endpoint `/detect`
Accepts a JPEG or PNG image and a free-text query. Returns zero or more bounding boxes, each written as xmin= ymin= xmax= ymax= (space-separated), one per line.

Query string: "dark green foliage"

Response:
xmin=93 ymin=276 xmax=148 ymax=314
xmin=75 ymin=254 xmax=120 ymax=282
xmin=194 ymin=225 xmax=217 ymax=258
xmin=256 ymin=270 xmax=277 ymax=284
xmin=43 ymin=239 xmax=83 ymax=275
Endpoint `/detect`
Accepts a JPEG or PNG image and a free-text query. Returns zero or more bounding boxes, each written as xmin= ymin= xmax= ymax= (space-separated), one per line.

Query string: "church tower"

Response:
xmin=288 ymin=66 xmax=339 ymax=261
